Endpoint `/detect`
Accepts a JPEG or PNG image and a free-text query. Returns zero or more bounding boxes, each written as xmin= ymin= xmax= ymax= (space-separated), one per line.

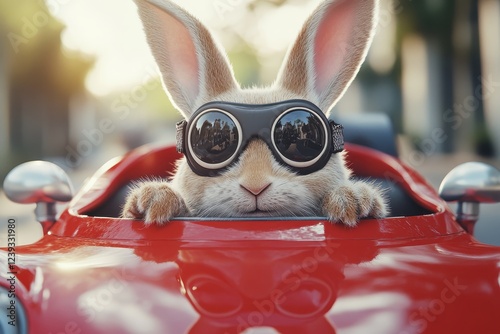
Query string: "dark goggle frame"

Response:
xmin=176 ymin=99 xmax=344 ymax=177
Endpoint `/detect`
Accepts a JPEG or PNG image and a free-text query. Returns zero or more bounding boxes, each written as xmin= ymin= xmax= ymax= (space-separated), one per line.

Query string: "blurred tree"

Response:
xmin=396 ymin=0 xmax=492 ymax=155
xmin=0 ymin=0 xmax=93 ymax=179
xmin=396 ymin=0 xmax=456 ymax=153
xmin=469 ymin=0 xmax=494 ymax=156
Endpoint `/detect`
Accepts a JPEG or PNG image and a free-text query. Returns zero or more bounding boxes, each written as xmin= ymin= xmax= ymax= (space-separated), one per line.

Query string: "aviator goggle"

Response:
xmin=176 ymin=100 xmax=344 ymax=177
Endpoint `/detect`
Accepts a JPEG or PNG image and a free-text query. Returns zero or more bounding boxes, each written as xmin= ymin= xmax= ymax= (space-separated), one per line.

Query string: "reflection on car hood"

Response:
xmin=2 ymin=225 xmax=500 ymax=334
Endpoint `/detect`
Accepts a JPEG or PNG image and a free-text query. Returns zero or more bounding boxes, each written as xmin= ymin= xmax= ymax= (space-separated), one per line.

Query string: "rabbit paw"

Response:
xmin=322 ymin=181 xmax=387 ymax=227
xmin=122 ymin=182 xmax=186 ymax=225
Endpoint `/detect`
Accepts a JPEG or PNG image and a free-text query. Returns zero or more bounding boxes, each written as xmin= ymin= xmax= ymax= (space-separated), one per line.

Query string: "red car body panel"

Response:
xmin=2 ymin=144 xmax=500 ymax=333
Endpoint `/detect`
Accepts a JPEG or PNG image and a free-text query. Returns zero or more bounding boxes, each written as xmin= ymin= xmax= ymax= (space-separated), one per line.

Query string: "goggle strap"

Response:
xmin=330 ymin=122 xmax=344 ymax=153
xmin=176 ymin=120 xmax=187 ymax=153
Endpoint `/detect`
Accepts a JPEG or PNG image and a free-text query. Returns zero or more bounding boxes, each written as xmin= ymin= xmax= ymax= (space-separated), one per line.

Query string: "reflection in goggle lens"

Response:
xmin=190 ymin=112 xmax=239 ymax=164
xmin=274 ymin=110 xmax=325 ymax=162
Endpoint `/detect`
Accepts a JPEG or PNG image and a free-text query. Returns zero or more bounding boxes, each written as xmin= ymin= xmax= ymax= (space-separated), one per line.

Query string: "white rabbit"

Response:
xmin=122 ymin=0 xmax=388 ymax=226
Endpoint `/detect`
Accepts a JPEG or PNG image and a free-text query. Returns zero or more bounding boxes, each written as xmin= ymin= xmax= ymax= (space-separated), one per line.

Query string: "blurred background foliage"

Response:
xmin=0 ymin=0 xmax=499 ymax=182
xmin=0 ymin=0 xmax=92 ymax=177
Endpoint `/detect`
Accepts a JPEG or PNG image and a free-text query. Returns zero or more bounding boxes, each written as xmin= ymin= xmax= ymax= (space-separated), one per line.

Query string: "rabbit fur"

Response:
xmin=122 ymin=0 xmax=388 ymax=226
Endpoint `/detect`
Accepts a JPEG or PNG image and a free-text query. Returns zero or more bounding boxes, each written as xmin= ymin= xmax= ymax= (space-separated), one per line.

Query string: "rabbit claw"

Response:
xmin=322 ymin=181 xmax=388 ymax=227
xmin=122 ymin=182 xmax=186 ymax=225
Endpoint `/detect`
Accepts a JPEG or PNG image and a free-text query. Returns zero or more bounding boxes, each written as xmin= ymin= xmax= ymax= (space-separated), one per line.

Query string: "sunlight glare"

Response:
xmin=51 ymin=0 xmax=156 ymax=96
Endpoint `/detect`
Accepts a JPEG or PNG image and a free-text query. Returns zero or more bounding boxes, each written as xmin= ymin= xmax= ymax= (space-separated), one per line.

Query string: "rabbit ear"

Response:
xmin=135 ymin=0 xmax=239 ymax=118
xmin=277 ymin=0 xmax=378 ymax=114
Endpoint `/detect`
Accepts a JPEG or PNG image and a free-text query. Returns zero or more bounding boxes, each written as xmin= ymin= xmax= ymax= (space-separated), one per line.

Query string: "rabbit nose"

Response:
xmin=240 ymin=183 xmax=271 ymax=196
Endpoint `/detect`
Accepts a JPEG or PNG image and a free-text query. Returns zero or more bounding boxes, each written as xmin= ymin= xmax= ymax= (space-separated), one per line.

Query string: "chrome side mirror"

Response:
xmin=439 ymin=162 xmax=500 ymax=234
xmin=3 ymin=161 xmax=74 ymax=232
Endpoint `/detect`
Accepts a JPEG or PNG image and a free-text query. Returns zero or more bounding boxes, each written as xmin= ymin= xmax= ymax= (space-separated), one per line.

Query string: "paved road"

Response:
xmin=1 ymin=147 xmax=499 ymax=247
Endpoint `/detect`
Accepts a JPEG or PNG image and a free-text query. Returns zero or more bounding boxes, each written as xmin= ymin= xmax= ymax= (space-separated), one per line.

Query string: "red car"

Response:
xmin=2 ymin=127 xmax=500 ymax=333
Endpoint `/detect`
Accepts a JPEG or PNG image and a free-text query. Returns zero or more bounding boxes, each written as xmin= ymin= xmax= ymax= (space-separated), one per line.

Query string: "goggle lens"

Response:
xmin=273 ymin=110 xmax=326 ymax=163
xmin=177 ymin=100 xmax=343 ymax=176
xmin=190 ymin=111 xmax=240 ymax=165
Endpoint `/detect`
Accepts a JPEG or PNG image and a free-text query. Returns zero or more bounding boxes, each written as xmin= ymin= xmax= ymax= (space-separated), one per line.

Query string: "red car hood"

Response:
xmin=2 ymin=219 xmax=500 ymax=334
